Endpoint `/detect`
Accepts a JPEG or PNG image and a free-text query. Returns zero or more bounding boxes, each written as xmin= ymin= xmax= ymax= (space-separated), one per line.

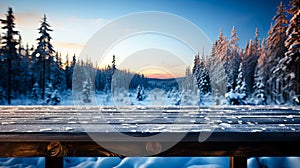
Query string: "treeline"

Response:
xmin=0 ymin=8 xmax=146 ymax=105
xmin=192 ymin=0 xmax=300 ymax=105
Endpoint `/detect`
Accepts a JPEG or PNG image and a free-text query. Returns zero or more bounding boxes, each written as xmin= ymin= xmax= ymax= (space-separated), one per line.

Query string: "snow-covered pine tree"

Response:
xmin=82 ymin=80 xmax=91 ymax=103
xmin=207 ymin=32 xmax=227 ymax=96
xmin=0 ymin=85 xmax=6 ymax=105
xmin=253 ymin=39 xmax=268 ymax=105
xmin=220 ymin=36 xmax=231 ymax=91
xmin=235 ymin=63 xmax=247 ymax=100
xmin=136 ymin=85 xmax=145 ymax=101
xmin=257 ymin=39 xmax=268 ymax=97
xmin=266 ymin=1 xmax=289 ymax=103
xmin=278 ymin=0 xmax=300 ymax=104
xmin=65 ymin=54 xmax=73 ymax=90
xmin=168 ymin=87 xmax=181 ymax=105
xmin=31 ymin=82 xmax=40 ymax=102
xmin=18 ymin=42 xmax=32 ymax=96
xmin=193 ymin=49 xmax=212 ymax=98
xmin=182 ymin=66 xmax=199 ymax=105
xmin=192 ymin=53 xmax=201 ymax=87
xmin=111 ymin=55 xmax=117 ymax=75
xmin=32 ymin=15 xmax=55 ymax=100
xmin=243 ymin=29 xmax=260 ymax=94
xmin=253 ymin=67 xmax=267 ymax=105
xmin=198 ymin=60 xmax=212 ymax=104
xmin=227 ymin=26 xmax=241 ymax=90
xmin=69 ymin=54 xmax=76 ymax=89
xmin=44 ymin=83 xmax=61 ymax=105
xmin=51 ymin=52 xmax=66 ymax=92
xmin=184 ymin=66 xmax=194 ymax=91
xmin=0 ymin=7 xmax=20 ymax=104
xmin=226 ymin=63 xmax=247 ymax=105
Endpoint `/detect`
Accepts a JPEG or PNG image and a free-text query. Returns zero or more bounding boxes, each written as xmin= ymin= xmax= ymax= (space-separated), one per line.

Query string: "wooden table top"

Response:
xmin=0 ymin=106 xmax=300 ymax=157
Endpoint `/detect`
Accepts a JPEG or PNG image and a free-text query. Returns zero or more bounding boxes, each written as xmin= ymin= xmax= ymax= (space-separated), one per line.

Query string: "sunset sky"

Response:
xmin=0 ymin=0 xmax=285 ymax=78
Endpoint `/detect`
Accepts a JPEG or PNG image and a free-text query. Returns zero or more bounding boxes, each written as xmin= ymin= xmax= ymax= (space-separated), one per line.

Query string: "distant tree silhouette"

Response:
xmin=0 ymin=7 xmax=19 ymax=104
xmin=32 ymin=15 xmax=55 ymax=100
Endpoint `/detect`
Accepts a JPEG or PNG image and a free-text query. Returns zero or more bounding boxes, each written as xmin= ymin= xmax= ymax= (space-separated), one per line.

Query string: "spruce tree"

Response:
xmin=255 ymin=39 xmax=268 ymax=104
xmin=111 ymin=55 xmax=117 ymax=75
xmin=136 ymin=85 xmax=145 ymax=101
xmin=82 ymin=80 xmax=92 ymax=103
xmin=235 ymin=63 xmax=247 ymax=104
xmin=52 ymin=52 xmax=66 ymax=92
xmin=228 ymin=26 xmax=241 ymax=90
xmin=44 ymin=83 xmax=61 ymax=105
xmin=32 ymin=15 xmax=55 ymax=100
xmin=266 ymin=1 xmax=289 ymax=103
xmin=0 ymin=85 xmax=6 ymax=105
xmin=243 ymin=29 xmax=260 ymax=94
xmin=198 ymin=61 xmax=211 ymax=95
xmin=31 ymin=82 xmax=40 ymax=102
xmin=208 ymin=30 xmax=227 ymax=96
xmin=279 ymin=0 xmax=300 ymax=103
xmin=0 ymin=7 xmax=19 ymax=104
xmin=192 ymin=53 xmax=200 ymax=87
xmin=253 ymin=67 xmax=267 ymax=105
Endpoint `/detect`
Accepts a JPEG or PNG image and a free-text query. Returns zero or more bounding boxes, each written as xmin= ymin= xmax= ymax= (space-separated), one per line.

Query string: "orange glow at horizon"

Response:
xmin=140 ymin=68 xmax=184 ymax=79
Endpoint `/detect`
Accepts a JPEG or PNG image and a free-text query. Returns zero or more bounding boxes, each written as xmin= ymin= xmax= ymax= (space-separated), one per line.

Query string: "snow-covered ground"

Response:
xmin=9 ymin=87 xmax=222 ymax=107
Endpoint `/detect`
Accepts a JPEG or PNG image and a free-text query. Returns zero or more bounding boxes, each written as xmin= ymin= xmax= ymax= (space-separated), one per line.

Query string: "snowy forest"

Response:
xmin=0 ymin=0 xmax=299 ymax=106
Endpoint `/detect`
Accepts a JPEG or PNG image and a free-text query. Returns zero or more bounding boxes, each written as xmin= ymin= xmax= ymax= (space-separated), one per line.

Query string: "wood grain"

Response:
xmin=0 ymin=106 xmax=300 ymax=158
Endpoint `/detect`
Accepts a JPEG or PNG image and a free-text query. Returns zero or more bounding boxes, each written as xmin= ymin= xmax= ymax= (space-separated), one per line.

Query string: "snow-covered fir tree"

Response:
xmin=253 ymin=67 xmax=267 ymax=105
xmin=226 ymin=63 xmax=247 ymax=105
xmin=197 ymin=60 xmax=212 ymax=105
xmin=227 ymin=26 xmax=241 ymax=90
xmin=111 ymin=55 xmax=117 ymax=75
xmin=266 ymin=1 xmax=289 ymax=103
xmin=136 ymin=85 xmax=145 ymax=101
xmin=198 ymin=61 xmax=211 ymax=95
xmin=243 ymin=29 xmax=260 ymax=94
xmin=51 ymin=52 xmax=66 ymax=92
xmin=207 ymin=32 xmax=227 ymax=97
xmin=0 ymin=7 xmax=20 ymax=104
xmin=182 ymin=67 xmax=199 ymax=105
xmin=44 ymin=83 xmax=61 ymax=105
xmin=31 ymin=82 xmax=40 ymax=102
xmin=257 ymin=39 xmax=268 ymax=94
xmin=32 ymin=15 xmax=55 ymax=100
xmin=18 ymin=43 xmax=32 ymax=96
xmin=184 ymin=66 xmax=194 ymax=91
xmin=0 ymin=86 xmax=6 ymax=105
xmin=65 ymin=54 xmax=76 ymax=90
xmin=277 ymin=0 xmax=300 ymax=104
xmin=168 ymin=87 xmax=181 ymax=105
xmin=193 ymin=50 xmax=212 ymax=99
xmin=82 ymin=80 xmax=92 ymax=103
xmin=192 ymin=53 xmax=201 ymax=87
xmin=253 ymin=39 xmax=268 ymax=105
xmin=235 ymin=63 xmax=247 ymax=99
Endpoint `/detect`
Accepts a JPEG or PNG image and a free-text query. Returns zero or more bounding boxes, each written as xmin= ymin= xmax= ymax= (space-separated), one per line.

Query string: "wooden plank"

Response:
xmin=0 ymin=106 xmax=300 ymax=159
xmin=1 ymin=141 xmax=299 ymax=157
xmin=0 ymin=133 xmax=300 ymax=157
xmin=230 ymin=157 xmax=247 ymax=168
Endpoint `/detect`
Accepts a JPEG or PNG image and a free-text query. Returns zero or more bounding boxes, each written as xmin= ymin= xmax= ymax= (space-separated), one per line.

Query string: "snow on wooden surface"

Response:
xmin=0 ymin=106 xmax=299 ymax=133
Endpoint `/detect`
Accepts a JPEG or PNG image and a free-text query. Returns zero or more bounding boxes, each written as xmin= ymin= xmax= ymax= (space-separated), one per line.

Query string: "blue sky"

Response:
xmin=0 ymin=0 xmax=286 ymax=78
